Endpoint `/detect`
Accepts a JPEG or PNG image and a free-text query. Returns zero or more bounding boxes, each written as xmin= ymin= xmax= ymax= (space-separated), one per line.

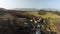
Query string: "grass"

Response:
xmin=22 ymin=11 xmax=60 ymax=34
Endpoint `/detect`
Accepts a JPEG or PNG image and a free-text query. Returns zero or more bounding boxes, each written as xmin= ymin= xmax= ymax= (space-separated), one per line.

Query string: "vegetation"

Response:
xmin=0 ymin=8 xmax=59 ymax=34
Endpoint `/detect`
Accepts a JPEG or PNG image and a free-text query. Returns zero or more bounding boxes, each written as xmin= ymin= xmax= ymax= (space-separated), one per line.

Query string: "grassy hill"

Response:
xmin=0 ymin=8 xmax=60 ymax=34
xmin=21 ymin=11 xmax=60 ymax=34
